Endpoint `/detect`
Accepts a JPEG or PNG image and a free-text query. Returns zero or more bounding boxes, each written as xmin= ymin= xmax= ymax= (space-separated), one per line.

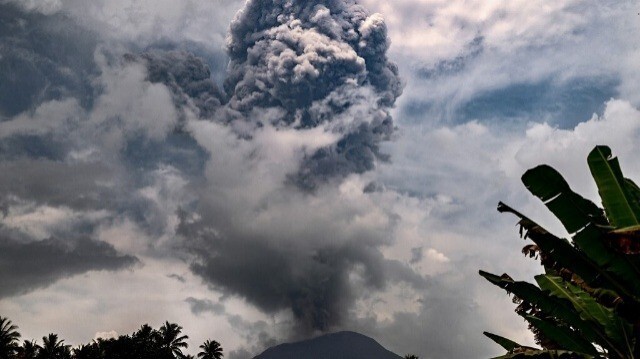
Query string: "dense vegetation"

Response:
xmin=481 ymin=146 xmax=640 ymax=358
xmin=0 ymin=317 xmax=223 ymax=359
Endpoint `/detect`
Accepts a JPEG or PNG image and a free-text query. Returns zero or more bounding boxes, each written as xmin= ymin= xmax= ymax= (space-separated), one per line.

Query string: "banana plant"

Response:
xmin=481 ymin=146 xmax=640 ymax=359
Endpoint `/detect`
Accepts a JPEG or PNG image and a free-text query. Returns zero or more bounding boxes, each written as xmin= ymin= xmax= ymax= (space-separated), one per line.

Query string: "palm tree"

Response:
xmin=36 ymin=334 xmax=70 ymax=359
xmin=17 ymin=340 xmax=38 ymax=359
xmin=159 ymin=322 xmax=189 ymax=359
xmin=72 ymin=342 xmax=103 ymax=359
xmin=17 ymin=340 xmax=39 ymax=359
xmin=0 ymin=316 xmax=21 ymax=358
xmin=197 ymin=340 xmax=223 ymax=359
xmin=133 ymin=324 xmax=161 ymax=357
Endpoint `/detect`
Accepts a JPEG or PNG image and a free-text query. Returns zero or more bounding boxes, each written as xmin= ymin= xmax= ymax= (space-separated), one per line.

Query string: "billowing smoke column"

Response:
xmin=175 ymin=0 xmax=414 ymax=337
xmin=224 ymin=0 xmax=403 ymax=189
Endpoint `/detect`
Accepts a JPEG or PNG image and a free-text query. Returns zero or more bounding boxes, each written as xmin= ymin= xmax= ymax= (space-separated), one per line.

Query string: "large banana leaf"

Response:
xmin=491 ymin=350 xmax=594 ymax=359
xmin=572 ymin=224 xmax=640 ymax=298
xmin=524 ymin=316 xmax=599 ymax=356
xmin=588 ymin=146 xmax=640 ymax=229
xmin=522 ymin=165 xmax=608 ymax=234
xmin=536 ymin=275 xmax=634 ymax=358
xmin=479 ymin=271 xmax=606 ymax=348
xmin=484 ymin=332 xmax=529 ymax=352
xmin=498 ymin=202 xmax=636 ymax=301
xmin=521 ymin=165 xmax=640 ymax=298
xmin=485 ymin=146 xmax=640 ymax=359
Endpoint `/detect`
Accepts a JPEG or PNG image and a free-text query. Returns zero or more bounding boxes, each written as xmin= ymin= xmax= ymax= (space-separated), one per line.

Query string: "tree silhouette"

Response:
xmin=72 ymin=342 xmax=103 ymax=359
xmin=0 ymin=317 xmax=226 ymax=359
xmin=197 ymin=340 xmax=223 ymax=359
xmin=131 ymin=324 xmax=162 ymax=359
xmin=0 ymin=316 xmax=21 ymax=359
xmin=159 ymin=322 xmax=189 ymax=359
xmin=36 ymin=334 xmax=70 ymax=359
xmin=17 ymin=340 xmax=39 ymax=359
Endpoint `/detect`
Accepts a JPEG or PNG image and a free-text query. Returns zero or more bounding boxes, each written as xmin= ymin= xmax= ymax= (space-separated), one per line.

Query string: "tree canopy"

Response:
xmin=0 ymin=317 xmax=222 ymax=359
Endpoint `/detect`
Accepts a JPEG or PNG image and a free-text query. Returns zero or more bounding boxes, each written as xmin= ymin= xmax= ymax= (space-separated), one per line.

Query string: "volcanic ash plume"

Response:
xmin=224 ymin=0 xmax=403 ymax=189
xmin=178 ymin=0 xmax=417 ymax=338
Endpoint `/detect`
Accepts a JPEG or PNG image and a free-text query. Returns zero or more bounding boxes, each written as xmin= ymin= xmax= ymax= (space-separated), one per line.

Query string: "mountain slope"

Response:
xmin=253 ymin=331 xmax=403 ymax=359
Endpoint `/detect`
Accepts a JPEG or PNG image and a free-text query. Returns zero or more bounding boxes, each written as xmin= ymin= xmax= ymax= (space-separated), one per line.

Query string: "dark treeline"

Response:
xmin=0 ymin=316 xmax=223 ymax=359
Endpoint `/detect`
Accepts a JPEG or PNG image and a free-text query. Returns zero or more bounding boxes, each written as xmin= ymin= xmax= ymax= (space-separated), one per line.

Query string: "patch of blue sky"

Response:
xmin=399 ymin=76 xmax=619 ymax=129
xmin=458 ymin=76 xmax=619 ymax=128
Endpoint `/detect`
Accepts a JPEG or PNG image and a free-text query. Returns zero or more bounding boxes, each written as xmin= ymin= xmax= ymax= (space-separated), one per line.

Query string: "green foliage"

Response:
xmin=0 ymin=318 xmax=223 ymax=359
xmin=198 ymin=340 xmax=223 ymax=359
xmin=159 ymin=322 xmax=189 ymax=359
xmin=0 ymin=316 xmax=21 ymax=359
xmin=588 ymin=146 xmax=640 ymax=229
xmin=481 ymin=146 xmax=640 ymax=359
xmin=37 ymin=334 xmax=71 ymax=359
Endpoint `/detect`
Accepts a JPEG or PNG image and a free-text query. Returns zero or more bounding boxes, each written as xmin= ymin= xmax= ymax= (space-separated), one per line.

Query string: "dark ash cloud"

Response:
xmin=0 ymin=234 xmax=138 ymax=298
xmin=294 ymin=121 xmax=393 ymax=189
xmin=224 ymin=0 xmax=403 ymax=189
xmin=180 ymin=207 xmax=428 ymax=335
xmin=171 ymin=0 xmax=416 ymax=339
xmin=140 ymin=50 xmax=226 ymax=119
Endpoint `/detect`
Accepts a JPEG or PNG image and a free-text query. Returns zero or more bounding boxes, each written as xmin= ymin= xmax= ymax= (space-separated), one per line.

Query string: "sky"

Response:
xmin=1 ymin=0 xmax=639 ymax=358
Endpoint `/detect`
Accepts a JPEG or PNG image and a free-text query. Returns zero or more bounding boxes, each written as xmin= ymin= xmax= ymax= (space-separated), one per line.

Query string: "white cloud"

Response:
xmin=3 ymin=202 xmax=110 ymax=240
xmin=0 ymin=99 xmax=83 ymax=139
xmin=87 ymin=50 xmax=178 ymax=148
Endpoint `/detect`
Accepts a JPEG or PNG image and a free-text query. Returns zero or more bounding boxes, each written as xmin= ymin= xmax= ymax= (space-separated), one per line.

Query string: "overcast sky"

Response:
xmin=1 ymin=0 xmax=639 ymax=358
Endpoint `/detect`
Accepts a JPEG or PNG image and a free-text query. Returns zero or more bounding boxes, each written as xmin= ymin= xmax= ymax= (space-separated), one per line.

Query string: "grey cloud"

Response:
xmin=121 ymin=132 xmax=208 ymax=178
xmin=410 ymin=247 xmax=423 ymax=264
xmin=227 ymin=348 xmax=253 ymax=359
xmin=348 ymin=260 xmax=496 ymax=359
xmin=167 ymin=273 xmax=186 ymax=283
xmin=0 ymin=135 xmax=68 ymax=161
xmin=0 ymin=159 xmax=115 ymax=210
xmin=224 ymin=314 xmax=277 ymax=359
xmin=417 ymin=35 xmax=484 ymax=80
xmin=0 ymin=3 xmax=98 ymax=118
xmin=184 ymin=297 xmax=226 ymax=316
xmin=0 ymin=157 xmax=181 ymax=238
xmin=227 ymin=315 xmax=278 ymax=359
xmin=224 ymin=0 xmax=403 ymax=189
xmin=0 ymin=234 xmax=138 ymax=298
